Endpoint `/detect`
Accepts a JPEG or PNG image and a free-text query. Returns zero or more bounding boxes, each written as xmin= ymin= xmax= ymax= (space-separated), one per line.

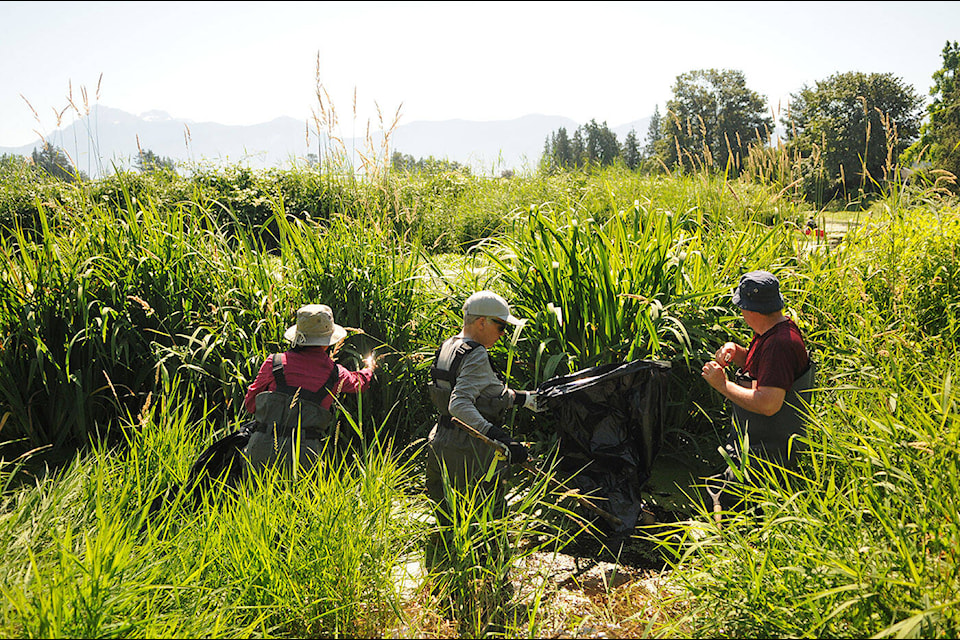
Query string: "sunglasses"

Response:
xmin=488 ymin=317 xmax=507 ymax=333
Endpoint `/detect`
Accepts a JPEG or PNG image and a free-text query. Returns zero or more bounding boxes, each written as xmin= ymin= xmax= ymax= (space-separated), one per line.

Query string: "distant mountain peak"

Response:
xmin=0 ymin=106 xmax=652 ymax=177
xmin=140 ymin=110 xmax=173 ymax=122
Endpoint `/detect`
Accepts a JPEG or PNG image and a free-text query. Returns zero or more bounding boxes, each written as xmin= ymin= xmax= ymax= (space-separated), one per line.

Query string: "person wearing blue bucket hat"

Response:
xmin=701 ymin=271 xmax=816 ymax=509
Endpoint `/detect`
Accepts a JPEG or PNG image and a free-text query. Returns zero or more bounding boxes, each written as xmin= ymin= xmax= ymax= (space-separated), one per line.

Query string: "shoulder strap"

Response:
xmin=431 ymin=339 xmax=482 ymax=384
xmin=271 ymin=353 xmax=289 ymax=391
xmin=323 ymin=362 xmax=341 ymax=393
xmin=270 ymin=353 xmax=339 ymax=403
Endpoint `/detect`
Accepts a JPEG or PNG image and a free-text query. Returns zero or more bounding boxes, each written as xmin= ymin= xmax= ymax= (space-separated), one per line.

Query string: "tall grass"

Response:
xmin=436 ymin=170 xmax=810 ymax=446
xmin=652 ymin=364 xmax=959 ymax=638
xmin=425 ymin=450 xmax=583 ymax=638
xmin=0 ymin=374 xmax=427 ymax=638
xmin=646 ymin=186 xmax=960 ymax=638
xmin=0 ymin=167 xmax=435 ymax=448
xmin=1 ymin=153 xmax=959 ymax=637
xmin=0 ymin=184 xmax=235 ymax=447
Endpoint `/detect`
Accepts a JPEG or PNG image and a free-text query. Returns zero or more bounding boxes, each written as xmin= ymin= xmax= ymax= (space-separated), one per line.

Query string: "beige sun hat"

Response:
xmin=283 ymin=304 xmax=348 ymax=347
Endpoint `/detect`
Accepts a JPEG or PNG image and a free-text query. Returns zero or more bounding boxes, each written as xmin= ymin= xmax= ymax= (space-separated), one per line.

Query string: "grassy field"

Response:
xmin=0 ymin=158 xmax=958 ymax=638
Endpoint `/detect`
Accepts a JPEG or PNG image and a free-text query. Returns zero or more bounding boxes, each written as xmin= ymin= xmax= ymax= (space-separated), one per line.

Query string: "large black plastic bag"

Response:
xmin=146 ymin=421 xmax=254 ymax=522
xmin=537 ymin=359 xmax=671 ymax=535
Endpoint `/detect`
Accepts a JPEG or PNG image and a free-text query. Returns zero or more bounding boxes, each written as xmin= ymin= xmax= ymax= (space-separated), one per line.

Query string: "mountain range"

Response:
xmin=0 ymin=105 xmax=651 ymax=177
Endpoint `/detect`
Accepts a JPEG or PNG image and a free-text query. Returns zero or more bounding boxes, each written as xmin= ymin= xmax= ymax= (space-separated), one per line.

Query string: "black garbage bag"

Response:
xmin=146 ymin=421 xmax=254 ymax=522
xmin=537 ymin=358 xmax=671 ymax=535
xmin=186 ymin=424 xmax=253 ymax=490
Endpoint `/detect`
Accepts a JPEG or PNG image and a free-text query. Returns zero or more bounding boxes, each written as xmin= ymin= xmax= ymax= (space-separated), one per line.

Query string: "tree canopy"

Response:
xmin=622 ymin=129 xmax=641 ymax=170
xmin=135 ymin=149 xmax=177 ymax=174
xmin=390 ymin=152 xmax=471 ymax=175
xmin=644 ymin=105 xmax=663 ymax=160
xmin=541 ymin=120 xmax=622 ymax=170
xmin=31 ymin=142 xmax=84 ymax=182
xmin=784 ymin=71 xmax=923 ymax=200
xmin=657 ymin=69 xmax=773 ymax=174
xmin=903 ymin=40 xmax=960 ymax=188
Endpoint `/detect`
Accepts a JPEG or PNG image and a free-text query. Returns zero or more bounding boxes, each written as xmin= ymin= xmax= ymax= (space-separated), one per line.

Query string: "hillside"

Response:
xmin=0 ymin=105 xmax=650 ymax=176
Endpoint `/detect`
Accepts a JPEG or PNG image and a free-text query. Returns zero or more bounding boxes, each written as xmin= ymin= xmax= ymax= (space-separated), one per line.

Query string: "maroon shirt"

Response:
xmin=744 ymin=318 xmax=809 ymax=391
xmin=243 ymin=346 xmax=375 ymax=413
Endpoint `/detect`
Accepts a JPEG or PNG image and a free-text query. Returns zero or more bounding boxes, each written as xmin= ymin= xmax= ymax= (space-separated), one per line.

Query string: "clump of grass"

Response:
xmin=2 ymin=132 xmax=960 ymax=638
xmin=1 ymin=374 xmax=428 ymax=638
xmin=643 ymin=185 xmax=960 ymax=639
xmin=651 ymin=364 xmax=960 ymax=638
xmin=422 ymin=449 xmax=587 ymax=639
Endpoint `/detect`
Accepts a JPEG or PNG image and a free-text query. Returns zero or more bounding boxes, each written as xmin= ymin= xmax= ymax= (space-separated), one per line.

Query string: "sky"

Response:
xmin=1 ymin=0 xmax=959 ymax=147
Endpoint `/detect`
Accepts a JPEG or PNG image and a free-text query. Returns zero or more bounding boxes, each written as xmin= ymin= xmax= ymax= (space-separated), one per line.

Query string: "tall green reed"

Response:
xmin=481 ymin=177 xmax=801 ymax=372
xmin=0 ymin=184 xmax=225 ymax=447
xmin=0 ymin=164 xmax=445 ymax=449
xmin=654 ymin=364 xmax=959 ymax=638
xmin=1 ymin=373 xmax=427 ymax=638
xmin=648 ymin=184 xmax=960 ymax=638
xmin=425 ymin=449 xmax=583 ymax=638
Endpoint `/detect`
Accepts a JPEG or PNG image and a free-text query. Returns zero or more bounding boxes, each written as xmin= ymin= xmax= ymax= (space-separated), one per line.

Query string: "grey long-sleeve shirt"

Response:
xmin=427 ymin=334 xmax=523 ymax=453
xmin=448 ymin=339 xmax=513 ymax=434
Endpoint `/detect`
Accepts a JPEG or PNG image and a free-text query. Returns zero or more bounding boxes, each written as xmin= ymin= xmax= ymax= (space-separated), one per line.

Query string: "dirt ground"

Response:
xmin=393 ymin=494 xmax=694 ymax=639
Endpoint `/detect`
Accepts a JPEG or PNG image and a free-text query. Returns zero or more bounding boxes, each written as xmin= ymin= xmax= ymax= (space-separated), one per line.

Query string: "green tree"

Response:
xmin=785 ymin=71 xmax=924 ymax=200
xmin=542 ymin=120 xmax=630 ymax=170
xmin=644 ymin=104 xmax=664 ymax=159
xmin=660 ymin=69 xmax=772 ymax=174
xmin=542 ymin=126 xmax=574 ymax=169
xmin=622 ymin=129 xmax=641 ymax=170
xmin=391 ymin=151 xmax=413 ymax=172
xmin=571 ymin=128 xmax=585 ymax=167
xmin=390 ymin=151 xmax=470 ymax=175
xmin=135 ymin=149 xmax=176 ymax=174
xmin=903 ymin=40 xmax=960 ymax=187
xmin=31 ymin=141 xmax=83 ymax=182
xmin=582 ymin=119 xmax=620 ymax=167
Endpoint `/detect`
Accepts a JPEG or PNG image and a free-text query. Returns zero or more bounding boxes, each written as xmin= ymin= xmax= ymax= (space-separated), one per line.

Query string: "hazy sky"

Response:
xmin=2 ymin=1 xmax=958 ymax=147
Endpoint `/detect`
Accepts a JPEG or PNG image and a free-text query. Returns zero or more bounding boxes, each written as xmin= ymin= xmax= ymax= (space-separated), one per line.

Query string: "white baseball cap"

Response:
xmin=462 ymin=290 xmax=522 ymax=325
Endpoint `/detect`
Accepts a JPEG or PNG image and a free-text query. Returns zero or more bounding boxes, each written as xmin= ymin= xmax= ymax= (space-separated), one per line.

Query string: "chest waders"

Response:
xmin=706 ymin=359 xmax=817 ymax=515
xmin=244 ymin=354 xmax=340 ymax=471
xmin=728 ymin=359 xmax=817 ymax=464
xmin=428 ymin=337 xmax=511 ymax=427
xmin=425 ymin=337 xmax=512 ymax=514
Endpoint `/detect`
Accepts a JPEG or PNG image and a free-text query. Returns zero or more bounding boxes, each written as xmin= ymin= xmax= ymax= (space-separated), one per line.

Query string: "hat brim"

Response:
xmin=284 ymin=323 xmax=348 ymax=346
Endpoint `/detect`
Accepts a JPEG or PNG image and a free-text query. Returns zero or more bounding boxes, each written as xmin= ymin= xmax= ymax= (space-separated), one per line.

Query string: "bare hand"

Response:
xmin=701 ymin=360 xmax=728 ymax=391
xmin=714 ymin=342 xmax=738 ymax=367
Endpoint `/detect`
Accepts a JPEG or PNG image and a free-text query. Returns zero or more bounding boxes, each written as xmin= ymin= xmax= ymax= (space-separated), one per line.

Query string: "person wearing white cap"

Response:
xmin=242 ymin=304 xmax=377 ymax=472
xmin=424 ymin=290 xmax=543 ymax=540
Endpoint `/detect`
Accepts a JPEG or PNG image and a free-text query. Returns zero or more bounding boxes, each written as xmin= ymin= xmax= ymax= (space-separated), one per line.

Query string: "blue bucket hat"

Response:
xmin=732 ymin=270 xmax=784 ymax=313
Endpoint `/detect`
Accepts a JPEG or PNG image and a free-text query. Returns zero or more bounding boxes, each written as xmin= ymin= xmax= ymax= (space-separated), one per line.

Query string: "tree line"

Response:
xmin=12 ymin=41 xmax=958 ymax=206
xmin=389 ymin=152 xmax=473 ymax=175
xmin=541 ymin=41 xmax=960 ymax=203
xmin=3 ymin=144 xmax=177 ymax=184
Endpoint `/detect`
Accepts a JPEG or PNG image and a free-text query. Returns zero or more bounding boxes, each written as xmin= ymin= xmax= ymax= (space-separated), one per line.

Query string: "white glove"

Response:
xmin=517 ymin=391 xmax=543 ymax=413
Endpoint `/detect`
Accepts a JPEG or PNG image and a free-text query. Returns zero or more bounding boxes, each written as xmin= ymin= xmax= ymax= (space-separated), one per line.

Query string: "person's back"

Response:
xmin=243 ymin=304 xmax=375 ymax=472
